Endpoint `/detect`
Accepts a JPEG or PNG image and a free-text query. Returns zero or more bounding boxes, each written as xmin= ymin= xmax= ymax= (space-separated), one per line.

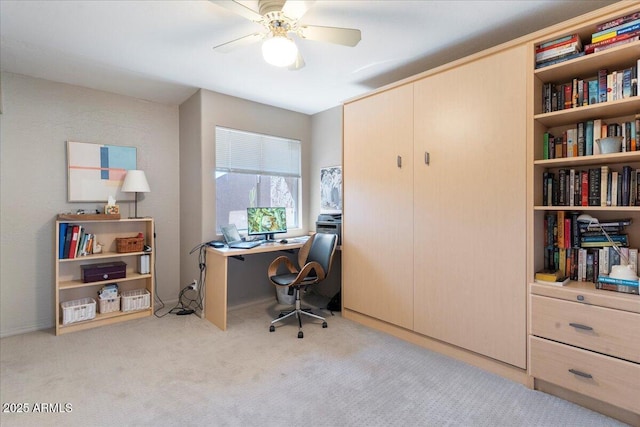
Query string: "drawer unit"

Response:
xmin=530 ymin=337 xmax=640 ymax=414
xmin=531 ymin=295 xmax=640 ymax=363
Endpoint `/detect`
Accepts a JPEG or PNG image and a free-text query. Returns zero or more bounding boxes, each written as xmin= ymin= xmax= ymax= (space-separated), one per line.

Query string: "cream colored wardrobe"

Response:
xmin=343 ymin=44 xmax=528 ymax=370
xmin=343 ymin=84 xmax=414 ymax=330
xmin=412 ymin=45 xmax=528 ymax=369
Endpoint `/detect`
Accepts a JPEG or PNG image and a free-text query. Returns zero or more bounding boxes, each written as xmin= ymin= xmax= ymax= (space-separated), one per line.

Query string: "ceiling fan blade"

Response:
xmin=298 ymin=25 xmax=361 ymax=47
xmin=288 ymin=52 xmax=306 ymax=71
xmin=213 ymin=32 xmax=264 ymax=53
xmin=209 ymin=0 xmax=263 ymax=22
xmin=282 ymin=0 xmax=315 ymax=20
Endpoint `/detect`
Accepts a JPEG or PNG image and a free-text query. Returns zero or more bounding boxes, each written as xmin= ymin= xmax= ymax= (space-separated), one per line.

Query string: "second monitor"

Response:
xmin=247 ymin=207 xmax=287 ymax=241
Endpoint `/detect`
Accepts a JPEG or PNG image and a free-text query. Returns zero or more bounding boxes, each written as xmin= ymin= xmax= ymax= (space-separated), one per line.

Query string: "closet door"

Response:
xmin=343 ymin=84 xmax=414 ymax=329
xmin=413 ymin=45 xmax=527 ymax=368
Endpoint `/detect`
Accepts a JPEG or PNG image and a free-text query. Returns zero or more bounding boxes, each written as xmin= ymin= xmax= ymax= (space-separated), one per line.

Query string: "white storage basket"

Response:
xmin=61 ymin=297 xmax=96 ymax=325
xmin=98 ymin=296 xmax=121 ymax=314
xmin=121 ymin=289 xmax=150 ymax=312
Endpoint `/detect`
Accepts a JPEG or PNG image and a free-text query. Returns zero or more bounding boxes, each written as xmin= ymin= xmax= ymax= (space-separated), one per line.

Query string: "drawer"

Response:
xmin=530 ymin=336 xmax=640 ymax=414
xmin=531 ymin=295 xmax=640 ymax=363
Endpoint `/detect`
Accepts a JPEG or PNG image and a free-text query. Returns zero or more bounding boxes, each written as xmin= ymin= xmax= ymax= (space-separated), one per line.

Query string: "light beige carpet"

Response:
xmin=0 ymin=296 xmax=629 ymax=426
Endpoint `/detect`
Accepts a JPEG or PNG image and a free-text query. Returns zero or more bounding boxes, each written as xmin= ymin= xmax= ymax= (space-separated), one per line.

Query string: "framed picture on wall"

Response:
xmin=320 ymin=166 xmax=342 ymax=214
xmin=67 ymin=141 xmax=137 ymax=202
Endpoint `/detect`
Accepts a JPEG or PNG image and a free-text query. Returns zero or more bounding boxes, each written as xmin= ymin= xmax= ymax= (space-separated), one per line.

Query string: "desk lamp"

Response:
xmin=121 ymin=170 xmax=150 ymax=218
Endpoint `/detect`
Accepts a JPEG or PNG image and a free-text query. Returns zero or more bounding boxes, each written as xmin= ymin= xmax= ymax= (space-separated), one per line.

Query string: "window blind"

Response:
xmin=215 ymin=127 xmax=301 ymax=177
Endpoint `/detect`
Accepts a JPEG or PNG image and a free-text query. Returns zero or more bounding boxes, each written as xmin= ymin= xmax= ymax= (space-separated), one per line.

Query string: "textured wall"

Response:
xmin=0 ymin=72 xmax=180 ymax=337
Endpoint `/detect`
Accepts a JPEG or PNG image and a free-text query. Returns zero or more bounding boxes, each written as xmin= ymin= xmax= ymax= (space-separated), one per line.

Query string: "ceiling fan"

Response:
xmin=210 ymin=0 xmax=361 ymax=69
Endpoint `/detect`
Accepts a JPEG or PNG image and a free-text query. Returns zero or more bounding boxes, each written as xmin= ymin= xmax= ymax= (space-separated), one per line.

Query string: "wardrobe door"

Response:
xmin=413 ymin=45 xmax=528 ymax=368
xmin=343 ymin=84 xmax=414 ymax=329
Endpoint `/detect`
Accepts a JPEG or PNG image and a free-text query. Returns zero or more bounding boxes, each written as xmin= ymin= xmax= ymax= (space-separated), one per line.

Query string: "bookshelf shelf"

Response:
xmin=54 ymin=217 xmax=155 ymax=335
xmin=534 ymin=96 xmax=640 ymax=127
xmin=528 ymin=4 xmax=640 ymax=423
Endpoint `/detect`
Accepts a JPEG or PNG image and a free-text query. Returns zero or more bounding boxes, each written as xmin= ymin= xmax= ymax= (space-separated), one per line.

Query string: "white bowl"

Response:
xmin=596 ymin=136 xmax=623 ymax=154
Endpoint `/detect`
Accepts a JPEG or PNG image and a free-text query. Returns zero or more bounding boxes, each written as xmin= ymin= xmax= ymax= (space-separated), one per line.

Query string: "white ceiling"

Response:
xmin=0 ymin=0 xmax=617 ymax=115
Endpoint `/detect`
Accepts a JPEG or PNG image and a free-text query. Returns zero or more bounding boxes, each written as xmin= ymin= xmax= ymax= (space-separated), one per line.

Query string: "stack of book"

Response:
xmin=584 ymin=12 xmax=640 ymax=54
xmin=535 ymin=34 xmax=583 ymax=69
xmin=596 ymin=275 xmax=639 ymax=295
xmin=534 ymin=270 xmax=569 ymax=286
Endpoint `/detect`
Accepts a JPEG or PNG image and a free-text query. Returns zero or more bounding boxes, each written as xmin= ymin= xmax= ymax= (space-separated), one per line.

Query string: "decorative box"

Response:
xmin=81 ymin=261 xmax=126 ymax=283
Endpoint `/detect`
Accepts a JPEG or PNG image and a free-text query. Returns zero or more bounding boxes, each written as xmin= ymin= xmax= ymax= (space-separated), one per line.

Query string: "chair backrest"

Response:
xmin=304 ymin=233 xmax=338 ymax=277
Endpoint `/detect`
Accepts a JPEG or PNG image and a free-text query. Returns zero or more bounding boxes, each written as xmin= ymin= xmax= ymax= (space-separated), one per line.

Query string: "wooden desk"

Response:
xmin=204 ymin=240 xmax=305 ymax=330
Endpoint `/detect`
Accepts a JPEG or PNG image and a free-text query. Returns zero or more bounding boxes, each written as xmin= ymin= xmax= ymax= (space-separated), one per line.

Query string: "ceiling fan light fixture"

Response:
xmin=262 ymin=34 xmax=298 ymax=67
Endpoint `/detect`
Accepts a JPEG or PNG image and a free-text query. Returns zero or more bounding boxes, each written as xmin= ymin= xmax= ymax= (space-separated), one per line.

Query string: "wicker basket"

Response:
xmin=116 ymin=237 xmax=144 ymax=253
xmin=98 ymin=296 xmax=121 ymax=314
xmin=61 ymin=298 xmax=96 ymax=325
xmin=121 ymin=289 xmax=150 ymax=312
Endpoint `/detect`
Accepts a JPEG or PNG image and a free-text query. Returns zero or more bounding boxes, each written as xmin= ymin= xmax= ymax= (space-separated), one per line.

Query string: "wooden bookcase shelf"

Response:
xmin=54 ymin=217 xmax=155 ymax=335
xmin=528 ymin=3 xmax=640 ymax=424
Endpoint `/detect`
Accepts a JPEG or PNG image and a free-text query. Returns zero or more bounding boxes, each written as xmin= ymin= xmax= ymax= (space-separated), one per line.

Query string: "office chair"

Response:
xmin=268 ymin=233 xmax=338 ymax=338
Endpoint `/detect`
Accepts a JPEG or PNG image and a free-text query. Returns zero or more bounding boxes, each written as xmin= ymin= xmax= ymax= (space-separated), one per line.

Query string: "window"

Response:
xmin=215 ymin=126 xmax=301 ymax=234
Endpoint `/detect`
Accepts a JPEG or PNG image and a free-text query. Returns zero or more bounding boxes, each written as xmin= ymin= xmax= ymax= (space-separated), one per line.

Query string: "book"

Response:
xmin=58 ymin=223 xmax=68 ymax=259
xmin=67 ymin=225 xmax=80 ymax=259
xmin=63 ymin=225 xmax=74 ymax=260
xmin=535 ymin=270 xmax=564 ymax=282
xmin=536 ymin=34 xmax=580 ymax=51
xmin=597 ymin=275 xmax=639 ymax=286
xmin=534 ymin=52 xmax=585 ymax=69
xmin=595 ymin=11 xmax=640 ymax=32
xmin=597 ymin=69 xmax=608 ymax=103
xmin=535 ymin=277 xmax=570 ymax=287
xmin=596 ymin=281 xmax=639 ymax=295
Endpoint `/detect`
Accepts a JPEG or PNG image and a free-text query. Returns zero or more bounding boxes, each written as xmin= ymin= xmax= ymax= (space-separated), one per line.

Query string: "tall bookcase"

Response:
xmin=54 ymin=217 xmax=154 ymax=335
xmin=528 ymin=3 xmax=640 ymax=424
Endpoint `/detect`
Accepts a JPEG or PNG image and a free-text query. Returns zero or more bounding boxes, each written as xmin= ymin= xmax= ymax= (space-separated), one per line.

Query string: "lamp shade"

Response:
xmin=262 ymin=34 xmax=298 ymax=67
xmin=121 ymin=170 xmax=150 ymax=193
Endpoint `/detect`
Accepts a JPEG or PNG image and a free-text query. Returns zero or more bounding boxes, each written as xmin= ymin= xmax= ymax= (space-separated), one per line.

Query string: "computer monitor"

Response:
xmin=246 ymin=207 xmax=287 ymax=241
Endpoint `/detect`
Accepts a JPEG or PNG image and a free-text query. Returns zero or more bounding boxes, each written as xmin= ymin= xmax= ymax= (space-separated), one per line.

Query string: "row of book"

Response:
xmin=541 ymin=65 xmax=639 ymax=113
xmin=535 ymin=12 xmax=640 ymax=69
xmin=544 ymin=211 xmax=632 ymax=251
xmin=59 ymin=223 xmax=96 ymax=259
xmin=542 ymin=117 xmax=640 ymax=159
xmin=542 ymin=166 xmax=639 ymax=207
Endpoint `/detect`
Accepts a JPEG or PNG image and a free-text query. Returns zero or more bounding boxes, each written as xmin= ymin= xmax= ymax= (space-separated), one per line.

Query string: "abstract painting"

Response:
xmin=67 ymin=141 xmax=136 ymax=202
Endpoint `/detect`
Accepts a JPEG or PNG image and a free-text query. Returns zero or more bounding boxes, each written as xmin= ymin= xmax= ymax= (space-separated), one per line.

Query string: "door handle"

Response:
xmin=397 ymin=155 xmax=402 ymax=168
xmin=425 ymin=152 xmax=430 ymax=165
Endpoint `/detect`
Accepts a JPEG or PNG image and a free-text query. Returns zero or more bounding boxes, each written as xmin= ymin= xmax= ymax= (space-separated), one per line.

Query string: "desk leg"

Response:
xmin=205 ymin=253 xmax=228 ymax=330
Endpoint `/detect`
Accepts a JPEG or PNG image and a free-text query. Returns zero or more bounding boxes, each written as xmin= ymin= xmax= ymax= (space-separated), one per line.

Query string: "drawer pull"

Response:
xmin=568 ymin=369 xmax=593 ymax=379
xmin=569 ymin=322 xmax=593 ymax=331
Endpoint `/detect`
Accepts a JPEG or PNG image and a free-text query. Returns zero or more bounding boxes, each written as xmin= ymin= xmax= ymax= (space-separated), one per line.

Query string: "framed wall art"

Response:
xmin=320 ymin=165 xmax=342 ymax=214
xmin=67 ymin=141 xmax=137 ymax=202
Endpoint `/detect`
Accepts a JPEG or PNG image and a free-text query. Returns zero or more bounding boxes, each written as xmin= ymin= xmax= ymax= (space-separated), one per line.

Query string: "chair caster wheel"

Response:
xmin=278 ymin=313 xmax=284 ymax=318
xmin=298 ymin=331 xmax=303 ymax=339
xmin=322 ymin=322 xmax=328 ymax=328
xmin=269 ymin=325 xmax=275 ymax=332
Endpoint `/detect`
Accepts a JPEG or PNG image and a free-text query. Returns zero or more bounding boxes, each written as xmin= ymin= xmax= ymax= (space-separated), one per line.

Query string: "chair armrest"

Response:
xmin=268 ymin=256 xmax=297 ymax=278
xmin=297 ymin=261 xmax=326 ymax=282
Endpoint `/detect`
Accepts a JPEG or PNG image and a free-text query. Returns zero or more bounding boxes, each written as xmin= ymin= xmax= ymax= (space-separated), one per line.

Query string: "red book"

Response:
xmin=563 ymin=84 xmax=573 ymax=110
xmin=68 ymin=225 xmax=80 ymax=259
xmin=564 ymin=218 xmax=572 ymax=248
xmin=581 ymin=171 xmax=589 ymax=206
